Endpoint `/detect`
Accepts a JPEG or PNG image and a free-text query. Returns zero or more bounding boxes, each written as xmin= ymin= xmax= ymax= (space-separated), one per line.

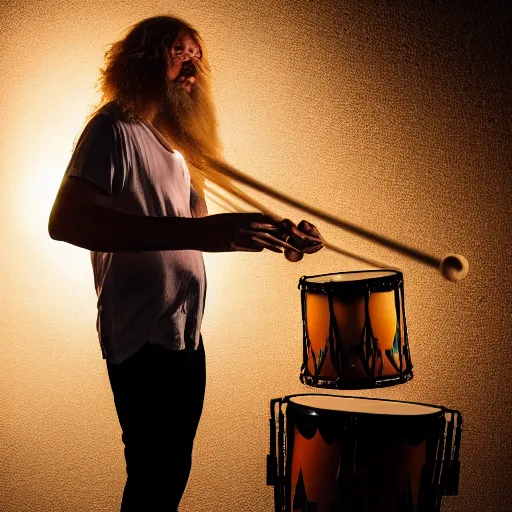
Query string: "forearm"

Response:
xmin=49 ymin=202 xmax=215 ymax=252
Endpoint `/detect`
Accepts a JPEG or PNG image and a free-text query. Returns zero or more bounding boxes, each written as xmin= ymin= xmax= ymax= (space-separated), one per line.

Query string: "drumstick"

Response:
xmin=204 ymin=165 xmax=390 ymax=268
xmin=202 ymin=156 xmax=469 ymax=282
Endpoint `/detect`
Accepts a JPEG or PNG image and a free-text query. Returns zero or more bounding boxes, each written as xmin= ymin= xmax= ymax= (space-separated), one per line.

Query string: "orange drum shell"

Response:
xmin=286 ymin=399 xmax=446 ymax=512
xmin=301 ymin=270 xmax=412 ymax=388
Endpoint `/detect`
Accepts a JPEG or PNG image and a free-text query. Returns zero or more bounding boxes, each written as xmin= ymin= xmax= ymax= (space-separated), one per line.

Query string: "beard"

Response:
xmin=162 ymin=79 xmax=196 ymax=139
xmin=151 ymin=67 xmax=221 ymax=215
xmin=153 ymin=69 xmax=221 ymax=169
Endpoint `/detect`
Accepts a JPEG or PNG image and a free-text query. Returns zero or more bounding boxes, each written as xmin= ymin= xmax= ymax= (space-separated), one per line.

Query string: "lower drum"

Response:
xmin=267 ymin=394 xmax=462 ymax=512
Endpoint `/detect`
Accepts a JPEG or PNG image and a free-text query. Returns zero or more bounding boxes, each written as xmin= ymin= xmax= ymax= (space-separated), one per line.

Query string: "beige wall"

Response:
xmin=1 ymin=1 xmax=510 ymax=511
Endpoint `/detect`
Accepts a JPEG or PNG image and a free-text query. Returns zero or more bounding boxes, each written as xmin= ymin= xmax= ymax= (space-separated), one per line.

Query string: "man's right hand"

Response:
xmin=197 ymin=213 xmax=302 ymax=254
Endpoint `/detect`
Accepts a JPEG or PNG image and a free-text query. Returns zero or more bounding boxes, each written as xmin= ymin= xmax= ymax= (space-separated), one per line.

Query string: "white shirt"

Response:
xmin=66 ymin=105 xmax=206 ymax=363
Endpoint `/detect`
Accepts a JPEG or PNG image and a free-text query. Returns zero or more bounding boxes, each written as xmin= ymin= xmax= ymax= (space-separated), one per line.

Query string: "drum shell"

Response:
xmin=299 ymin=270 xmax=413 ymax=389
xmin=268 ymin=394 xmax=461 ymax=512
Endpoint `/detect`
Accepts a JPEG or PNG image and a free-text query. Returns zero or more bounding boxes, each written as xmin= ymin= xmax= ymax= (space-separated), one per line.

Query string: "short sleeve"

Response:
xmin=65 ymin=114 xmax=125 ymax=195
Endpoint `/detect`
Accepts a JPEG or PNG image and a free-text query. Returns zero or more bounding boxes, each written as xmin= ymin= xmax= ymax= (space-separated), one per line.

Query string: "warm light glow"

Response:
xmin=11 ymin=115 xmax=95 ymax=304
xmin=1 ymin=4 xmax=508 ymax=512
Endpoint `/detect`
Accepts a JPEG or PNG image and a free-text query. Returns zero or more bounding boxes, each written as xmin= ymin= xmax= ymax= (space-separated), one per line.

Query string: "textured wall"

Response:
xmin=1 ymin=1 xmax=510 ymax=511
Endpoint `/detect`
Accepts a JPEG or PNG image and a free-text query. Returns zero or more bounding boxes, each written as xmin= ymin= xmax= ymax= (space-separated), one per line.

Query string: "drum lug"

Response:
xmin=443 ymin=460 xmax=460 ymax=496
xmin=266 ymin=454 xmax=277 ymax=485
xmin=267 ymin=455 xmax=277 ymax=485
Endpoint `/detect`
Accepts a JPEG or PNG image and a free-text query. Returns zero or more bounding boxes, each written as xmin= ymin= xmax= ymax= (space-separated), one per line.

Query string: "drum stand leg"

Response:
xmin=268 ymin=399 xmax=285 ymax=512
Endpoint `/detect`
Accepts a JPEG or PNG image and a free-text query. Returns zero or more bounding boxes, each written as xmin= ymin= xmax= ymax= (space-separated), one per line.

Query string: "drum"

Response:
xmin=299 ymin=270 xmax=413 ymax=389
xmin=267 ymin=394 xmax=462 ymax=512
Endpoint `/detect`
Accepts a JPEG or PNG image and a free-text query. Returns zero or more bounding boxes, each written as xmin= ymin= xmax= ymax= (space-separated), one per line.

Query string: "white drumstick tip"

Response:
xmin=439 ymin=254 xmax=469 ymax=282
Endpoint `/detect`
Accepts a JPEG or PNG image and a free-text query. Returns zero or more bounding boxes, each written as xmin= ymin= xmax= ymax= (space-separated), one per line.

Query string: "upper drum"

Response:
xmin=299 ymin=269 xmax=413 ymax=389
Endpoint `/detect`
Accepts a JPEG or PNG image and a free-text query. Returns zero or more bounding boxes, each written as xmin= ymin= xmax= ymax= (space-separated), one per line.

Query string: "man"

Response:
xmin=49 ymin=15 xmax=322 ymax=511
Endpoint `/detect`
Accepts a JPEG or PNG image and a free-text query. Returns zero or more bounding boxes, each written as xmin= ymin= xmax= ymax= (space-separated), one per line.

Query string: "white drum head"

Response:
xmin=307 ymin=271 xmax=396 ymax=283
xmin=289 ymin=394 xmax=441 ymax=416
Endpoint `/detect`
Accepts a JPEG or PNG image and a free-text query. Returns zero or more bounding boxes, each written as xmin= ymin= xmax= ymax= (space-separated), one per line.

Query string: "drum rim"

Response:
xmin=300 ymin=370 xmax=414 ymax=390
xmin=299 ymin=268 xmax=403 ymax=291
xmin=285 ymin=393 xmax=446 ymax=418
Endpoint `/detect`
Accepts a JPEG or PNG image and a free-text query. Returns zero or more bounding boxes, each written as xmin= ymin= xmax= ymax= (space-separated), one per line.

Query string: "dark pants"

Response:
xmin=106 ymin=339 xmax=206 ymax=512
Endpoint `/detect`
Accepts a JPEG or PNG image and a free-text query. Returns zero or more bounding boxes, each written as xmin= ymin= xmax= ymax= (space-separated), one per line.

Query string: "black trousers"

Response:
xmin=106 ymin=339 xmax=206 ymax=512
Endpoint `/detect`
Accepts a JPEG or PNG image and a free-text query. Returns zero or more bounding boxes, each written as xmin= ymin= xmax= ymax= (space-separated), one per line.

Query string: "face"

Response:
xmin=155 ymin=31 xmax=218 ymax=162
xmin=166 ymin=34 xmax=202 ymax=93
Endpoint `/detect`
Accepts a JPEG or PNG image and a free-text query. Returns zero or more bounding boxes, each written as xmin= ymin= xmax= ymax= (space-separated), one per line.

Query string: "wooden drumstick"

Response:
xmin=202 ymin=156 xmax=470 ymax=282
xmin=204 ymin=164 xmax=390 ymax=268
